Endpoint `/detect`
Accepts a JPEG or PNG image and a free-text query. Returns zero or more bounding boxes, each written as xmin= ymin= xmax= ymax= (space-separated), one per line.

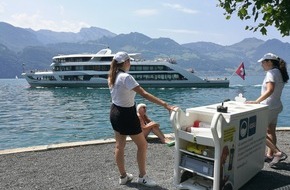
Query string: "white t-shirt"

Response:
xmin=260 ymin=68 xmax=284 ymax=110
xmin=110 ymin=72 xmax=139 ymax=107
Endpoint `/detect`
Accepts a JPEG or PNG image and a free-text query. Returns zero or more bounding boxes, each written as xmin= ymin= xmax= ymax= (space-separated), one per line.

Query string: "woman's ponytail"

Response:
xmin=278 ymin=58 xmax=289 ymax=83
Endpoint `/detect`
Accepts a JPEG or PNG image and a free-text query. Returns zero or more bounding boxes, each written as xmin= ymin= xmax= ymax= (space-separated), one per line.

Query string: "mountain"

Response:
xmin=0 ymin=22 xmax=116 ymax=50
xmin=0 ymin=44 xmax=19 ymax=78
xmin=1 ymin=22 xmax=290 ymax=78
xmin=32 ymin=26 xmax=116 ymax=45
xmin=0 ymin=22 xmax=42 ymax=52
xmin=97 ymin=32 xmax=191 ymax=58
xmin=181 ymin=38 xmax=290 ymax=73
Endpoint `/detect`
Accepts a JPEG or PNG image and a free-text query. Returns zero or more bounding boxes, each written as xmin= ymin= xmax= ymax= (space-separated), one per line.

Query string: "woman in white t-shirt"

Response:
xmin=108 ymin=52 xmax=176 ymax=187
xmin=247 ymin=53 xmax=289 ymax=167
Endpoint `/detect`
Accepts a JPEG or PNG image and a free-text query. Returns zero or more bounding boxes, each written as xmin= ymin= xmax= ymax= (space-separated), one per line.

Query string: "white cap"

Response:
xmin=137 ymin=103 xmax=146 ymax=112
xmin=113 ymin=52 xmax=130 ymax=64
xmin=257 ymin=53 xmax=279 ymax=62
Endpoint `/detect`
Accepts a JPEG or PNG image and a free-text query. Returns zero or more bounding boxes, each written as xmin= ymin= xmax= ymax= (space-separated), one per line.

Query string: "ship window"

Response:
xmin=156 ymin=66 xmax=163 ymax=71
xmin=100 ymin=57 xmax=113 ymax=62
xmin=129 ymin=65 xmax=173 ymax=72
xmin=59 ymin=75 xmax=93 ymax=81
xmin=81 ymin=57 xmax=91 ymax=62
xmin=84 ymin=66 xmax=91 ymax=70
xmin=167 ymin=66 xmax=172 ymax=71
xmin=30 ymin=76 xmax=57 ymax=81
xmin=98 ymin=74 xmax=108 ymax=79
xmin=54 ymin=66 xmax=60 ymax=71
xmin=54 ymin=58 xmax=66 ymax=63
xmin=130 ymin=66 xmax=136 ymax=71
xmin=142 ymin=66 xmax=149 ymax=71
xmin=65 ymin=57 xmax=92 ymax=62
xmin=173 ymin=74 xmax=180 ymax=80
xmin=135 ymin=66 xmax=142 ymax=71
xmin=130 ymin=73 xmax=186 ymax=81
xmin=100 ymin=65 xmax=110 ymax=71
xmin=83 ymin=75 xmax=92 ymax=80
xmin=76 ymin=66 xmax=83 ymax=70
xmin=94 ymin=65 xmax=100 ymax=71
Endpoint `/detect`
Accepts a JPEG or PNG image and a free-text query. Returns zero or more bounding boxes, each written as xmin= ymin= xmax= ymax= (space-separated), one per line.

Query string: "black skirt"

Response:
xmin=110 ymin=103 xmax=142 ymax=135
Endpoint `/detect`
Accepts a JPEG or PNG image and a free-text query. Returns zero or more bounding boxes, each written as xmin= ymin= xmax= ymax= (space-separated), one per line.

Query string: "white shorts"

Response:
xmin=268 ymin=106 xmax=283 ymax=126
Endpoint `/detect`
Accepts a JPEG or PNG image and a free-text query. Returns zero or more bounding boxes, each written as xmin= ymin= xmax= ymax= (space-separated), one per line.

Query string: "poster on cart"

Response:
xmin=219 ymin=113 xmax=267 ymax=190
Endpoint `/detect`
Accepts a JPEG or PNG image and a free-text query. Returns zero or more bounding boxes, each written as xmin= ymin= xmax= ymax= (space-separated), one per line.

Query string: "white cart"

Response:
xmin=170 ymin=101 xmax=268 ymax=190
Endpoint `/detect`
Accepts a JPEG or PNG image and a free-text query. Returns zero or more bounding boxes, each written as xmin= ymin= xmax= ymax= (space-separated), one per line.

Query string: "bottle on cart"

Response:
xmin=193 ymin=120 xmax=211 ymax=128
xmin=202 ymin=147 xmax=215 ymax=158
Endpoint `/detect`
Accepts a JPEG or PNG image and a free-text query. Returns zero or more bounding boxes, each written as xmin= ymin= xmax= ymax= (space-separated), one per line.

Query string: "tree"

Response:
xmin=217 ymin=0 xmax=290 ymax=36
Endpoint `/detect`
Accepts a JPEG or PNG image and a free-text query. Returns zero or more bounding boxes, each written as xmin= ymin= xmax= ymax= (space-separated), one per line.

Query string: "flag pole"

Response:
xmin=228 ymin=71 xmax=236 ymax=80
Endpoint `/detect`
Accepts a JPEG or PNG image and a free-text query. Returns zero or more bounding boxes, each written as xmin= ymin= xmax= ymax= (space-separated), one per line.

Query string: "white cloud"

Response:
xmin=134 ymin=9 xmax=158 ymax=16
xmin=10 ymin=13 xmax=89 ymax=32
xmin=162 ymin=3 xmax=198 ymax=14
xmin=0 ymin=2 xmax=5 ymax=13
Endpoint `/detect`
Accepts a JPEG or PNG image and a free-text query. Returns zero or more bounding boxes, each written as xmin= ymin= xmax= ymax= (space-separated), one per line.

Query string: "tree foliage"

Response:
xmin=217 ymin=0 xmax=290 ymax=36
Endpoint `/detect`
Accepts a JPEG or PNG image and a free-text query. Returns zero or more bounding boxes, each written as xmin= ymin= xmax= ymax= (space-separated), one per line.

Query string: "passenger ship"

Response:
xmin=22 ymin=48 xmax=229 ymax=88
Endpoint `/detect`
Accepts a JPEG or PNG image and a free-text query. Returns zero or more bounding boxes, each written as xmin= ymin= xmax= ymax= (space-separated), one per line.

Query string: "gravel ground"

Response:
xmin=0 ymin=131 xmax=289 ymax=190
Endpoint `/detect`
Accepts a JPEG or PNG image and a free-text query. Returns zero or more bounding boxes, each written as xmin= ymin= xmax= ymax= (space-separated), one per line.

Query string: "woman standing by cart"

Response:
xmin=247 ymin=53 xmax=289 ymax=167
xmin=108 ymin=51 xmax=176 ymax=186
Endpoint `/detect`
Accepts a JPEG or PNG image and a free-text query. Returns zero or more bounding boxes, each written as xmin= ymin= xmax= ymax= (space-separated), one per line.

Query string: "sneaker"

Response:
xmin=280 ymin=152 xmax=288 ymax=162
xmin=264 ymin=155 xmax=273 ymax=163
xmin=138 ymin=175 xmax=157 ymax=187
xmin=269 ymin=152 xmax=288 ymax=168
xmin=119 ymin=173 xmax=133 ymax=185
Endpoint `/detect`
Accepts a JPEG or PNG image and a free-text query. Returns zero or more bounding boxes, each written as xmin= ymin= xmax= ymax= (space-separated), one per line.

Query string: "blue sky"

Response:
xmin=1 ymin=0 xmax=289 ymax=45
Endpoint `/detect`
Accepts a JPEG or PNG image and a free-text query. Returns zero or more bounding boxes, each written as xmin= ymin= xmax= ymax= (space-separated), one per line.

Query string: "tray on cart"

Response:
xmin=178 ymin=129 xmax=214 ymax=147
xmin=180 ymin=154 xmax=214 ymax=177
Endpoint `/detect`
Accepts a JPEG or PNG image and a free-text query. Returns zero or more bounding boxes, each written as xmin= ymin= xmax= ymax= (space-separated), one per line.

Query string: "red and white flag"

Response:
xmin=235 ymin=62 xmax=245 ymax=80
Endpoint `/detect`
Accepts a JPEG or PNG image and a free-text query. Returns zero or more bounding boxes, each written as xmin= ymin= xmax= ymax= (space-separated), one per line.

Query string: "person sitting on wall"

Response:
xmin=137 ymin=103 xmax=173 ymax=144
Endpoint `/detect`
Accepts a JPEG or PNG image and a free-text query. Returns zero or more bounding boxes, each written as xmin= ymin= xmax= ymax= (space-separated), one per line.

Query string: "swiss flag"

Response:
xmin=235 ymin=62 xmax=245 ymax=80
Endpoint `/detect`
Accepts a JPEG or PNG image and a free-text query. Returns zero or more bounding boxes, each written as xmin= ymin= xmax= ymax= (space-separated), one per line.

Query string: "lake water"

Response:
xmin=1 ymin=76 xmax=289 ymax=150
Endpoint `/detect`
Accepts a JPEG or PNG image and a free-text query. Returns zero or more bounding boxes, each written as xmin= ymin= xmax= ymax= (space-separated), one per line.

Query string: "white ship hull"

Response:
xmin=22 ymin=49 xmax=229 ymax=88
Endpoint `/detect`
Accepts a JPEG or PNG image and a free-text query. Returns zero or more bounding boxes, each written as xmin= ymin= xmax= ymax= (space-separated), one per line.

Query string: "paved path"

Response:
xmin=0 ymin=130 xmax=289 ymax=190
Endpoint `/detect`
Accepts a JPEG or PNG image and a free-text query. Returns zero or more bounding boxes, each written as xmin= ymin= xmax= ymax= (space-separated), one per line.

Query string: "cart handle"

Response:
xmin=210 ymin=112 xmax=222 ymax=140
xmin=170 ymin=107 xmax=181 ymax=131
xmin=211 ymin=112 xmax=222 ymax=190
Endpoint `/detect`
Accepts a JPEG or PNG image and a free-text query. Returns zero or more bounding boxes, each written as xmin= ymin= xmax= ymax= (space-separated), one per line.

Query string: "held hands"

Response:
xmin=163 ymin=103 xmax=178 ymax=112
